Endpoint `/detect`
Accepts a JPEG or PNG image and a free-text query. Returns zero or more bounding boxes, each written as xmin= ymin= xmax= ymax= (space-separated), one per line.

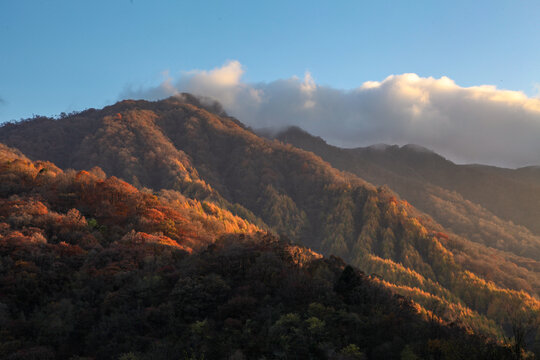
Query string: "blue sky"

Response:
xmin=1 ymin=0 xmax=540 ymax=122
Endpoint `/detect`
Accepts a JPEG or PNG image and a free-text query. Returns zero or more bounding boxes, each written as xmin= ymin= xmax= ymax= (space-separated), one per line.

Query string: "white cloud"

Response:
xmin=300 ymin=71 xmax=316 ymax=94
xmin=184 ymin=60 xmax=244 ymax=87
xmin=121 ymin=61 xmax=540 ymax=168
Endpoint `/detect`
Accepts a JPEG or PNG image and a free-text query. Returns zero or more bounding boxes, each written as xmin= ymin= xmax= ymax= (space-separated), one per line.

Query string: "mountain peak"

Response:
xmin=401 ymin=143 xmax=436 ymax=154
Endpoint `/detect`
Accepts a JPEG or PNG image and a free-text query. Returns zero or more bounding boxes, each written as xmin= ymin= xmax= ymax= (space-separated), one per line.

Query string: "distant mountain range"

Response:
xmin=0 ymin=95 xmax=538 ymax=358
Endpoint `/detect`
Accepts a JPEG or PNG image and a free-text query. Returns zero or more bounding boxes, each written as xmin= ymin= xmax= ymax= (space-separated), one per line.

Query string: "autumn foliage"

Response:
xmin=1 ymin=96 xmax=540 ymax=356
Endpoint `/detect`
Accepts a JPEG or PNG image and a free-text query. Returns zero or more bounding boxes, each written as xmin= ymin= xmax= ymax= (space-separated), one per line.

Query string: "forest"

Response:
xmin=1 ymin=96 xmax=540 ymax=358
xmin=0 ymin=144 xmax=516 ymax=359
xmin=273 ymin=126 xmax=540 ymax=259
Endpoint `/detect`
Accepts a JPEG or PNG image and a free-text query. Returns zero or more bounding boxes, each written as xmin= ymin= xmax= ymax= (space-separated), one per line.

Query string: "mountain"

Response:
xmin=0 ymin=143 xmax=514 ymax=359
xmin=274 ymin=126 xmax=540 ymax=260
xmin=1 ymin=96 xmax=539 ymax=348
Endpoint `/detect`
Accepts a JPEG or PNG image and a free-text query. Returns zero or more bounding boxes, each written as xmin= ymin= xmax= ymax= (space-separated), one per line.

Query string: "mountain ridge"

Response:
xmin=273 ymin=125 xmax=540 ymax=249
xmin=1 ymin=96 xmax=539 ymax=346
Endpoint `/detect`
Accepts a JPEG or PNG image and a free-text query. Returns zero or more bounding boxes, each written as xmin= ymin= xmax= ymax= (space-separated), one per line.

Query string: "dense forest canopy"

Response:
xmin=0 ymin=144 xmax=517 ymax=359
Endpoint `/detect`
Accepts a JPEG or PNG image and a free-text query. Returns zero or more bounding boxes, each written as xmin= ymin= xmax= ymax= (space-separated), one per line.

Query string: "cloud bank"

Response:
xmin=121 ymin=61 xmax=540 ymax=168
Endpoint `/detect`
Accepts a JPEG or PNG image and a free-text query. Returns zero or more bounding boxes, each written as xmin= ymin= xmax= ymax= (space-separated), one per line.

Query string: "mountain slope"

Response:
xmin=1 ymin=96 xmax=539 ymax=343
xmin=274 ymin=126 xmax=540 ymax=237
xmin=274 ymin=126 xmax=540 ymax=261
xmin=0 ymin=144 xmax=514 ymax=359
xmin=0 ymin=143 xmax=261 ymax=253
xmin=0 ymin=98 xmax=265 ymax=227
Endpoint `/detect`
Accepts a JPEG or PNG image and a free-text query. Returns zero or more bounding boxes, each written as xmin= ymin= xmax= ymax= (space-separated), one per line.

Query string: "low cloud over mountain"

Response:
xmin=121 ymin=61 xmax=540 ymax=168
